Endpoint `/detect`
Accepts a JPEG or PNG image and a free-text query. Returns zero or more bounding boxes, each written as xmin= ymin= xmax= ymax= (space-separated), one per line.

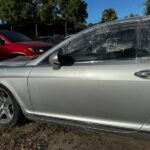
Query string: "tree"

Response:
xmin=37 ymin=0 xmax=60 ymax=22
xmin=60 ymin=0 xmax=88 ymax=24
xmin=58 ymin=0 xmax=88 ymax=35
xmin=88 ymin=23 xmax=94 ymax=27
xmin=101 ymin=8 xmax=118 ymax=23
xmin=0 ymin=0 xmax=37 ymax=23
xmin=145 ymin=0 xmax=150 ymax=15
xmin=0 ymin=0 xmax=88 ymax=35
xmin=125 ymin=13 xmax=140 ymax=19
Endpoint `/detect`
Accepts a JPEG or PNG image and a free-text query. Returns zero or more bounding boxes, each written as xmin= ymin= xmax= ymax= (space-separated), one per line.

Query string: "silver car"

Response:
xmin=1 ymin=16 xmax=150 ymax=138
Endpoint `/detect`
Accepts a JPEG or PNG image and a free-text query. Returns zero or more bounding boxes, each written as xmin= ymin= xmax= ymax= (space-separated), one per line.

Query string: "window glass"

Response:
xmin=0 ymin=37 xmax=5 ymax=44
xmin=0 ymin=37 xmax=3 ymax=41
xmin=62 ymin=26 xmax=137 ymax=62
xmin=0 ymin=31 xmax=31 ymax=42
xmin=138 ymin=21 xmax=150 ymax=57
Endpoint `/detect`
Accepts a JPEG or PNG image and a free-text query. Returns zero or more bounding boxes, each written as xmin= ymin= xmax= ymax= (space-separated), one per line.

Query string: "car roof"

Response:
xmin=67 ymin=16 xmax=150 ymax=42
xmin=92 ymin=15 xmax=150 ymax=27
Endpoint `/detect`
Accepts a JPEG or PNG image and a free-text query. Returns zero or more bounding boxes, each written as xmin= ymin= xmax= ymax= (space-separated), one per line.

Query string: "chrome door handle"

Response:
xmin=135 ymin=70 xmax=150 ymax=79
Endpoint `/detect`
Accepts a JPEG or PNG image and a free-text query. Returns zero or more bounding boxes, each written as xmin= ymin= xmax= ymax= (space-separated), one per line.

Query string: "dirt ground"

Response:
xmin=0 ymin=121 xmax=150 ymax=150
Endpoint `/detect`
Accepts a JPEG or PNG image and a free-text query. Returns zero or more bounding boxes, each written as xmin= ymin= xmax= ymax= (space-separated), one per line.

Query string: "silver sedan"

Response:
xmin=0 ymin=16 xmax=150 ymax=138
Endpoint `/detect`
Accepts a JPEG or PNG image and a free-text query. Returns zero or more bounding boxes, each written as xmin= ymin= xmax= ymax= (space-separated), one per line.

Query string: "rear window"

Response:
xmin=0 ymin=31 xmax=31 ymax=42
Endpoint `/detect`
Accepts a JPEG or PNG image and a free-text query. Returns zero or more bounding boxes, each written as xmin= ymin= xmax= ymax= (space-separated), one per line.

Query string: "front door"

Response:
xmin=28 ymin=21 xmax=149 ymax=131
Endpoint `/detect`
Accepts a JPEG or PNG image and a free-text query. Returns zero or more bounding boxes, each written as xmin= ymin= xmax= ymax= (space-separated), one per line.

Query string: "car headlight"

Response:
xmin=28 ymin=48 xmax=44 ymax=53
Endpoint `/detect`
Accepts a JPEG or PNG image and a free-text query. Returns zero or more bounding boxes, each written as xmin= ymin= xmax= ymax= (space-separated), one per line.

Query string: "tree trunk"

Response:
xmin=10 ymin=25 xmax=13 ymax=31
xmin=65 ymin=21 xmax=68 ymax=36
xmin=35 ymin=23 xmax=38 ymax=38
xmin=74 ymin=17 xmax=77 ymax=33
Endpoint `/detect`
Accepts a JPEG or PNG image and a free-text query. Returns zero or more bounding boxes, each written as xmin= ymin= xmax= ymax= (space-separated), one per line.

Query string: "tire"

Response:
xmin=10 ymin=53 xmax=25 ymax=58
xmin=0 ymin=85 xmax=22 ymax=127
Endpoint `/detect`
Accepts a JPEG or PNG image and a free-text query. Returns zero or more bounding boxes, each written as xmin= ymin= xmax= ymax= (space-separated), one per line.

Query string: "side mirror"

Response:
xmin=0 ymin=39 xmax=5 ymax=45
xmin=49 ymin=52 xmax=61 ymax=70
xmin=49 ymin=52 xmax=75 ymax=70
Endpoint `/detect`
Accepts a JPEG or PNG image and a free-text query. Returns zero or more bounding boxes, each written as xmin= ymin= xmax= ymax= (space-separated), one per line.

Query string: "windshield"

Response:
xmin=0 ymin=31 xmax=31 ymax=42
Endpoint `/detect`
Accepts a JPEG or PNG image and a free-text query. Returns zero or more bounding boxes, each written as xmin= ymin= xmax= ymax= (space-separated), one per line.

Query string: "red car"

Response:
xmin=0 ymin=30 xmax=52 ymax=60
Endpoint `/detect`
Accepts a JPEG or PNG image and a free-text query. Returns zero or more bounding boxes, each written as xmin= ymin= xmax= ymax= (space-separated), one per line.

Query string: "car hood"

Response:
xmin=14 ymin=41 xmax=52 ymax=47
xmin=0 ymin=56 xmax=33 ymax=67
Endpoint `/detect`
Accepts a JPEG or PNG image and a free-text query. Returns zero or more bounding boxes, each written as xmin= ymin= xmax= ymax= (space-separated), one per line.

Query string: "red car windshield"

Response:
xmin=0 ymin=31 xmax=31 ymax=42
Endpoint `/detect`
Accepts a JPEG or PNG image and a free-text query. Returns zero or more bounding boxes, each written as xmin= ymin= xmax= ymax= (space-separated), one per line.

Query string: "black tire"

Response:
xmin=0 ymin=85 xmax=22 ymax=127
xmin=10 ymin=53 xmax=25 ymax=58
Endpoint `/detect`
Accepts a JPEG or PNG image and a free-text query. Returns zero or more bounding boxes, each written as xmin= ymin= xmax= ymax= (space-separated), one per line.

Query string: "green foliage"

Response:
xmin=101 ymin=8 xmax=118 ymax=23
xmin=36 ymin=0 xmax=60 ymax=22
xmin=0 ymin=0 xmax=88 ymax=27
xmin=59 ymin=0 xmax=88 ymax=24
xmin=88 ymin=23 xmax=94 ymax=27
xmin=124 ymin=13 xmax=140 ymax=19
xmin=58 ymin=0 xmax=88 ymax=35
xmin=0 ymin=0 xmax=35 ymax=23
xmin=145 ymin=0 xmax=150 ymax=15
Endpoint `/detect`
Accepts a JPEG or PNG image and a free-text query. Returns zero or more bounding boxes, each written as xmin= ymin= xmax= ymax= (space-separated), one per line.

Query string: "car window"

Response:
xmin=61 ymin=27 xmax=137 ymax=62
xmin=0 ymin=37 xmax=4 ymax=41
xmin=137 ymin=21 xmax=150 ymax=57
xmin=0 ymin=36 xmax=5 ymax=43
xmin=0 ymin=31 xmax=31 ymax=42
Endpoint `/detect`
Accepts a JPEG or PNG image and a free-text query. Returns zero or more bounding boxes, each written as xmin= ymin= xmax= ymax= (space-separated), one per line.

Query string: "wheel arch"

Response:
xmin=0 ymin=82 xmax=33 ymax=116
xmin=10 ymin=52 xmax=26 ymax=58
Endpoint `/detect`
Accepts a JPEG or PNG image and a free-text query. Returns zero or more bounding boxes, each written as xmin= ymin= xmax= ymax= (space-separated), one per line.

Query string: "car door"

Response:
xmin=28 ymin=21 xmax=148 ymax=132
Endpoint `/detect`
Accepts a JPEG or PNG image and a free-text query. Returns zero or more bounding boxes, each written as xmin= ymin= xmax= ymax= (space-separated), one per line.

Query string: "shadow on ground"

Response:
xmin=0 ymin=121 xmax=150 ymax=150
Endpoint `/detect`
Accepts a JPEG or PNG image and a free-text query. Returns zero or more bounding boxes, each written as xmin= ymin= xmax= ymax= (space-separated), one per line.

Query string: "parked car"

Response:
xmin=35 ymin=35 xmax=64 ymax=46
xmin=1 ymin=16 xmax=150 ymax=138
xmin=0 ymin=30 xmax=52 ymax=60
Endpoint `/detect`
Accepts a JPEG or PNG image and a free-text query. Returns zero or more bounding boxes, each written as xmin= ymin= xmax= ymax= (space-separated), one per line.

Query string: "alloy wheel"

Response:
xmin=0 ymin=89 xmax=14 ymax=124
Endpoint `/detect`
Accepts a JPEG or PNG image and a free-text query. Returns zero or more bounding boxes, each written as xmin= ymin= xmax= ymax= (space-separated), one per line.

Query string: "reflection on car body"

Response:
xmin=1 ymin=16 xmax=150 ymax=139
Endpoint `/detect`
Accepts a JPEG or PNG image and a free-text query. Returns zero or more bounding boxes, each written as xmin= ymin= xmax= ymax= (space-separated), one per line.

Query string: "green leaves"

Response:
xmin=59 ymin=0 xmax=88 ymax=24
xmin=145 ymin=0 xmax=150 ymax=15
xmin=0 ymin=0 xmax=88 ymax=26
xmin=58 ymin=0 xmax=87 ymax=34
xmin=0 ymin=0 xmax=35 ymax=23
xmin=36 ymin=0 xmax=60 ymax=22
xmin=101 ymin=8 xmax=118 ymax=23
xmin=124 ymin=13 xmax=140 ymax=19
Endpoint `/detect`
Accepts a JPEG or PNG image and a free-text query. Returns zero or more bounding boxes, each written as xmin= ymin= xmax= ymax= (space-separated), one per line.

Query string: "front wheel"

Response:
xmin=0 ymin=85 xmax=22 ymax=127
xmin=10 ymin=53 xmax=25 ymax=59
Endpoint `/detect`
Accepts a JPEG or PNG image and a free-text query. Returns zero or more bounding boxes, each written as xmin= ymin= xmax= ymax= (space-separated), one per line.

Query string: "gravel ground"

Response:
xmin=0 ymin=121 xmax=150 ymax=150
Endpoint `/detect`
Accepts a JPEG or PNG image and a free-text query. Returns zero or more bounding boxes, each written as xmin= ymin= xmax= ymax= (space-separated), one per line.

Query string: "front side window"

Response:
xmin=61 ymin=24 xmax=137 ymax=62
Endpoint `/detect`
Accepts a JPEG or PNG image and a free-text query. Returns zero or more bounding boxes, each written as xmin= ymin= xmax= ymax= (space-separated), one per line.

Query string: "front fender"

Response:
xmin=0 ymin=67 xmax=34 ymax=115
xmin=0 ymin=79 xmax=34 ymax=115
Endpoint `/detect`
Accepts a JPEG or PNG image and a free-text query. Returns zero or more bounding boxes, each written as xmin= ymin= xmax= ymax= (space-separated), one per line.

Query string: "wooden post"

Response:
xmin=10 ymin=25 xmax=13 ymax=31
xmin=35 ymin=23 xmax=38 ymax=37
xmin=65 ymin=21 xmax=68 ymax=36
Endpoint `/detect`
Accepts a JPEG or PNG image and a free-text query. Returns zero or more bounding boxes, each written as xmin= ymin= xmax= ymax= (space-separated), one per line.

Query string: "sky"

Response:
xmin=85 ymin=0 xmax=145 ymax=23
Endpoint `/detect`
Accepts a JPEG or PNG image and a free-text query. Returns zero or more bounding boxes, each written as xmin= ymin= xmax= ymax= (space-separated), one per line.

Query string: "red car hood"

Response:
xmin=14 ymin=41 xmax=52 ymax=48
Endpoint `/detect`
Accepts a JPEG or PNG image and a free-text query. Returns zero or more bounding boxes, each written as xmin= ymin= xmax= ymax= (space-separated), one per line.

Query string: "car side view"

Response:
xmin=0 ymin=30 xmax=52 ymax=60
xmin=1 ymin=16 xmax=150 ymax=138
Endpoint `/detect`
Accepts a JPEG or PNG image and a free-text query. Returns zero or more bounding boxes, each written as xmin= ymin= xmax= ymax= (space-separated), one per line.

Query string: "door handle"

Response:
xmin=135 ymin=70 xmax=150 ymax=79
